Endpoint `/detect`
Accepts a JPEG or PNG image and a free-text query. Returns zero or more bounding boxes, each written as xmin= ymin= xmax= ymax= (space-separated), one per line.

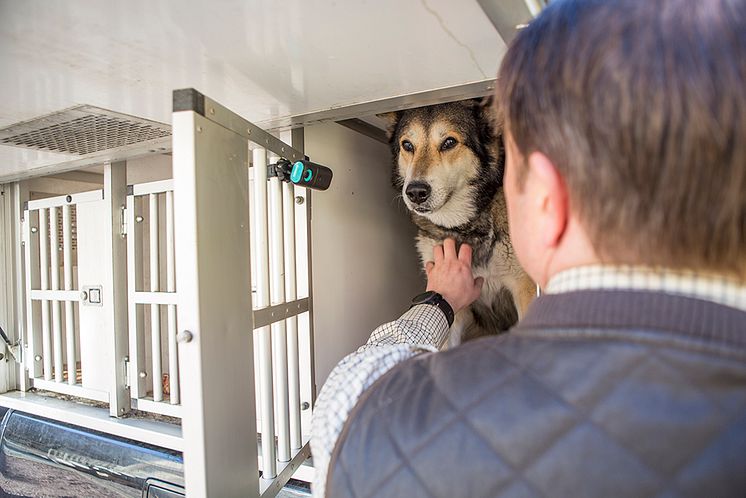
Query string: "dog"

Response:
xmin=384 ymin=99 xmax=536 ymax=346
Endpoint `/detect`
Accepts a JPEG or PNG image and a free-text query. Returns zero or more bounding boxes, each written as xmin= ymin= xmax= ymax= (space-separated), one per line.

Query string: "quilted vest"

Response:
xmin=326 ymin=290 xmax=746 ymax=498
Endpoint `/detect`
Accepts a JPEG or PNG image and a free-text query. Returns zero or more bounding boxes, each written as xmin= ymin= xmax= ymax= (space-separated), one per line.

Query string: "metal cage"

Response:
xmin=1 ymin=89 xmax=317 ymax=497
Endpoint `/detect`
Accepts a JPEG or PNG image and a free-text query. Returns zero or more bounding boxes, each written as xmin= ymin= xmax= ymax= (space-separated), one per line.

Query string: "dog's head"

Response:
xmin=384 ymin=99 xmax=503 ymax=229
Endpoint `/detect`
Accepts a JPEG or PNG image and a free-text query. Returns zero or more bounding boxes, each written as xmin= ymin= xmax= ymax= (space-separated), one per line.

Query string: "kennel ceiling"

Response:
xmin=0 ymin=0 xmax=536 ymax=181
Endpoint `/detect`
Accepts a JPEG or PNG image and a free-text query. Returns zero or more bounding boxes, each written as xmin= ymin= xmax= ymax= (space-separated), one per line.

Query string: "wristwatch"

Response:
xmin=410 ymin=291 xmax=455 ymax=327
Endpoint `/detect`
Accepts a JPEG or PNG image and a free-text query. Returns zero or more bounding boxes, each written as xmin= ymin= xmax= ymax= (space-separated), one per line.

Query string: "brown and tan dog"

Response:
xmin=385 ymin=100 xmax=535 ymax=346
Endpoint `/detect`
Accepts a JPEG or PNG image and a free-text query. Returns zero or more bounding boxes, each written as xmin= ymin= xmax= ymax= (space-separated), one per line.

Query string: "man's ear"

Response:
xmin=377 ymin=112 xmax=401 ymax=141
xmin=526 ymin=151 xmax=569 ymax=248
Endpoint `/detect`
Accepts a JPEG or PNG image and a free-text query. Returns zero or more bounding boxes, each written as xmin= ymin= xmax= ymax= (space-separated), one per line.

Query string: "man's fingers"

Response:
xmin=433 ymin=244 xmax=444 ymax=263
xmin=425 ymin=261 xmax=435 ymax=274
xmin=443 ymin=238 xmax=457 ymax=259
xmin=458 ymin=243 xmax=473 ymax=266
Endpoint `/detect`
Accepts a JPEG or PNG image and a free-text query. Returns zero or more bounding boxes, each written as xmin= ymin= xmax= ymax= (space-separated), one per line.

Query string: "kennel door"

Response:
xmin=172 ymin=88 xmax=315 ymax=498
xmin=21 ymin=187 xmax=123 ymax=407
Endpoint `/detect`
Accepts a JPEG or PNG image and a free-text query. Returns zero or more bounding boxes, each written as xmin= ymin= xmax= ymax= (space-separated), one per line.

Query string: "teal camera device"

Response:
xmin=273 ymin=159 xmax=333 ymax=191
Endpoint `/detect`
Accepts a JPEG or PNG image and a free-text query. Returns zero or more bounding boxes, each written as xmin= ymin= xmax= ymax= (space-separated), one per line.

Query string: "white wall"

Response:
xmin=125 ymin=155 xmax=172 ymax=184
xmin=305 ymin=122 xmax=423 ymax=388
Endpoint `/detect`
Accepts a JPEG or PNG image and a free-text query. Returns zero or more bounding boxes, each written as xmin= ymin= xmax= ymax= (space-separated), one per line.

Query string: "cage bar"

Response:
xmin=39 ymin=208 xmax=52 ymax=381
xmin=282 ymin=181 xmax=302 ymax=450
xmin=62 ymin=204 xmax=76 ymax=385
xmin=166 ymin=190 xmax=179 ymax=404
xmin=149 ymin=193 xmax=163 ymax=402
xmin=49 ymin=206 xmax=63 ymax=382
xmin=126 ymin=193 xmax=146 ymax=399
xmin=269 ymin=170 xmax=290 ymax=464
xmin=252 ymin=147 xmax=277 ymax=479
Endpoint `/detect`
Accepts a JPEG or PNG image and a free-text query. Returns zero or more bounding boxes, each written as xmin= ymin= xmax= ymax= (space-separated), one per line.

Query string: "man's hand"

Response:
xmin=425 ymin=238 xmax=484 ymax=314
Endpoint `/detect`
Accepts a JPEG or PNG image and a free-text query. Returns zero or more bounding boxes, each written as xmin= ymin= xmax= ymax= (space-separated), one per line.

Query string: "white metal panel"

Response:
xmin=102 ymin=161 xmax=130 ymax=417
xmin=173 ymin=107 xmax=258 ymax=497
xmin=0 ymin=184 xmax=19 ymax=392
xmin=0 ymin=0 xmax=505 ymax=179
xmin=75 ymin=199 xmax=112 ymax=393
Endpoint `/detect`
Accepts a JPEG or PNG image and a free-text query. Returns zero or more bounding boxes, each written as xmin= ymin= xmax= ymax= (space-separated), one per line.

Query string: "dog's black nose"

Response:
xmin=405 ymin=182 xmax=431 ymax=204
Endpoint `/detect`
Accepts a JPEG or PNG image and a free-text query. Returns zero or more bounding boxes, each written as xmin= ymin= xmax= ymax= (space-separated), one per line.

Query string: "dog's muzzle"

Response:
xmin=405 ymin=181 xmax=431 ymax=205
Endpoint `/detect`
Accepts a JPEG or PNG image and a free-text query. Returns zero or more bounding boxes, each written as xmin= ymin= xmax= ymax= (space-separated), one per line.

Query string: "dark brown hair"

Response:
xmin=496 ymin=0 xmax=746 ymax=276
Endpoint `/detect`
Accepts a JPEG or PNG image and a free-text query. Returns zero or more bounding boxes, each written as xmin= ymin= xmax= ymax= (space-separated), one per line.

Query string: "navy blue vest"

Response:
xmin=327 ymin=291 xmax=746 ymax=497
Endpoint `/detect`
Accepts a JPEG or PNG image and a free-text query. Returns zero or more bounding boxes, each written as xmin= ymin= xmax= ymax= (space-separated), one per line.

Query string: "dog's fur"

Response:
xmin=385 ymin=100 xmax=535 ymax=346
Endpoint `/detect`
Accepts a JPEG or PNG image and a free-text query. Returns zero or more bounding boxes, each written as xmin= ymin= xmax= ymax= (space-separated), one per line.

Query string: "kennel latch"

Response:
xmin=269 ymin=158 xmax=333 ymax=191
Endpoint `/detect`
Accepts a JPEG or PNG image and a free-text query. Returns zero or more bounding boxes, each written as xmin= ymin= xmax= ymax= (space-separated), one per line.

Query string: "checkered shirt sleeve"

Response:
xmin=310 ymin=304 xmax=449 ymax=497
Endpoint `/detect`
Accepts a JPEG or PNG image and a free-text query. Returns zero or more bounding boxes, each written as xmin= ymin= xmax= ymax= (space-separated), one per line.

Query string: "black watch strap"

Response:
xmin=410 ymin=291 xmax=455 ymax=327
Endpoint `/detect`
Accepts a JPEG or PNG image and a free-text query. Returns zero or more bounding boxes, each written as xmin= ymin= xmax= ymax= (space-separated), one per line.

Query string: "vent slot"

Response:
xmin=0 ymin=105 xmax=171 ymax=155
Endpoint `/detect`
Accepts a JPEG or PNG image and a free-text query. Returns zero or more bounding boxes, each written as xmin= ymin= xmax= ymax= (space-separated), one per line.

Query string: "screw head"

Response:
xmin=35 ymin=355 xmax=42 ymax=362
xmin=177 ymin=330 xmax=194 ymax=344
xmin=139 ymin=371 xmax=147 ymax=378
xmin=80 ymin=291 xmax=88 ymax=301
xmin=301 ymin=401 xmax=310 ymax=410
xmin=135 ymin=215 xmax=144 ymax=223
xmin=31 ymin=227 xmax=38 ymax=233
xmin=66 ymin=195 xmax=72 ymax=203
xmin=295 ymin=196 xmax=305 ymax=205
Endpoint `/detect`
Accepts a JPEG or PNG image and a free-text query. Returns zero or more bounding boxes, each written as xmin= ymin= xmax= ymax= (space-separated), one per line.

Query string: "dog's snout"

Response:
xmin=405 ymin=182 xmax=431 ymax=204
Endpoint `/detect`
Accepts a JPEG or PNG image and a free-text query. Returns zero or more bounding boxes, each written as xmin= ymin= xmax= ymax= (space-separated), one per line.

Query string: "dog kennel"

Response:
xmin=0 ymin=1 xmax=541 ymax=496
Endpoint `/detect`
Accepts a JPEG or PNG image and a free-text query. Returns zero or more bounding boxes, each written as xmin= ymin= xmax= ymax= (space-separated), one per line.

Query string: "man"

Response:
xmin=311 ymin=0 xmax=746 ymax=496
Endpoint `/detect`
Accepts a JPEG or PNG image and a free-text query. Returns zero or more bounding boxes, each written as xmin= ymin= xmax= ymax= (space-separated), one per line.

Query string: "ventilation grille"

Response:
xmin=0 ymin=105 xmax=171 ymax=155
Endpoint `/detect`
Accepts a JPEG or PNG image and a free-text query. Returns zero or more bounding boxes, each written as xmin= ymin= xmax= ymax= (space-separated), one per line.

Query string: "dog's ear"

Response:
xmin=470 ymin=96 xmax=505 ymax=182
xmin=474 ymin=96 xmax=502 ymax=131
xmin=466 ymin=96 xmax=499 ymax=140
xmin=377 ymin=111 xmax=402 ymax=141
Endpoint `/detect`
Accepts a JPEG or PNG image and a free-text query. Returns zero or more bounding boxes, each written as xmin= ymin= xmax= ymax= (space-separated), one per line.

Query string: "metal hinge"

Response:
xmin=124 ymin=356 xmax=131 ymax=388
xmin=120 ymin=205 xmax=127 ymax=238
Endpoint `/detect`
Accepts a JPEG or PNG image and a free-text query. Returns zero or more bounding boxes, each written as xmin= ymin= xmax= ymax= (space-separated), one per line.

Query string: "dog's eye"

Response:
xmin=440 ymin=137 xmax=458 ymax=151
xmin=401 ymin=140 xmax=414 ymax=152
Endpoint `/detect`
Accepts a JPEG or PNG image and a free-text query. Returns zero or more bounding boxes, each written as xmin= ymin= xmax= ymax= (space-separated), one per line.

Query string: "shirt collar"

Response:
xmin=545 ymin=265 xmax=746 ymax=313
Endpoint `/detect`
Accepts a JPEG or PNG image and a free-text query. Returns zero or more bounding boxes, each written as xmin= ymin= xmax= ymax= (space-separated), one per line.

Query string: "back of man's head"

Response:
xmin=497 ymin=0 xmax=746 ymax=277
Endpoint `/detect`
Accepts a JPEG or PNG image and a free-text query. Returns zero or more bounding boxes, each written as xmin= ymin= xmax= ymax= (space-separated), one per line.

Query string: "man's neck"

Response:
xmin=539 ymin=215 xmax=600 ymax=288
